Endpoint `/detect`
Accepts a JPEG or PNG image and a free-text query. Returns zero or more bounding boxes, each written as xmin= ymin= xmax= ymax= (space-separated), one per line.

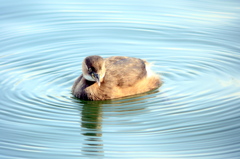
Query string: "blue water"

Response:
xmin=1 ymin=0 xmax=240 ymax=158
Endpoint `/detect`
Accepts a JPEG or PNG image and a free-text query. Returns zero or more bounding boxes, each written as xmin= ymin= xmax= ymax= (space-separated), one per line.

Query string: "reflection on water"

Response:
xmin=1 ymin=0 xmax=240 ymax=158
xmin=80 ymin=100 xmax=104 ymax=156
xmin=77 ymin=90 xmax=157 ymax=157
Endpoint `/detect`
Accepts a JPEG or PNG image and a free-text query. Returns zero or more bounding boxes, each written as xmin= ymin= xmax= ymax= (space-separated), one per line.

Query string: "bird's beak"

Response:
xmin=92 ymin=73 xmax=101 ymax=86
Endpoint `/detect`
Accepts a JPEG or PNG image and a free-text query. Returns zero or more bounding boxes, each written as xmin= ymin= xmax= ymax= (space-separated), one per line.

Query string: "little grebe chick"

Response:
xmin=72 ymin=55 xmax=161 ymax=100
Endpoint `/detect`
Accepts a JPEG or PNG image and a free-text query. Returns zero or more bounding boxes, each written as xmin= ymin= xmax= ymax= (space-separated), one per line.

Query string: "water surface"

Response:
xmin=1 ymin=0 xmax=240 ymax=158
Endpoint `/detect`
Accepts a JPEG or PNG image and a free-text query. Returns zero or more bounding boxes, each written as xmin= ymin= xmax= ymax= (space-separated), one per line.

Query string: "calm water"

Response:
xmin=1 ymin=0 xmax=240 ymax=158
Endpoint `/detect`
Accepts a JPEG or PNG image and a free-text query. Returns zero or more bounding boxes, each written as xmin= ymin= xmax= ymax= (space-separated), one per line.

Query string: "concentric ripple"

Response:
xmin=1 ymin=0 xmax=240 ymax=158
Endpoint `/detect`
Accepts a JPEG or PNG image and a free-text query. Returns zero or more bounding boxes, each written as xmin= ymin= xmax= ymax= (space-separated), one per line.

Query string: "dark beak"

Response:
xmin=93 ymin=73 xmax=101 ymax=86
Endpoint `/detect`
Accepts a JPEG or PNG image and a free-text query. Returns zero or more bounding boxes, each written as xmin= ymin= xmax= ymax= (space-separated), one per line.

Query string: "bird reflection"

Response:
xmin=79 ymin=100 xmax=105 ymax=157
xmin=75 ymin=88 xmax=160 ymax=157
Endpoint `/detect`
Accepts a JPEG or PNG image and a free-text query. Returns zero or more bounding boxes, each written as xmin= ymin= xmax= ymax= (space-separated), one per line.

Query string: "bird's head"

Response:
xmin=82 ymin=55 xmax=106 ymax=86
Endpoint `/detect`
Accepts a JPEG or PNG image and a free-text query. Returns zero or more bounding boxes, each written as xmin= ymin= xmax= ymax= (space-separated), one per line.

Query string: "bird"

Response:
xmin=72 ymin=55 xmax=161 ymax=100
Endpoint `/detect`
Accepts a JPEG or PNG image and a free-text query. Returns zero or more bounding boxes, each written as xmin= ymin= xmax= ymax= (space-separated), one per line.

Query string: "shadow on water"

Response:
xmin=75 ymin=100 xmax=105 ymax=157
xmin=72 ymin=88 xmax=161 ymax=157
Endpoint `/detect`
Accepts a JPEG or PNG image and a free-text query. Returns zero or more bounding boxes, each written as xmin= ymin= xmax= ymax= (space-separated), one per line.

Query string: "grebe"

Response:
xmin=72 ymin=55 xmax=161 ymax=100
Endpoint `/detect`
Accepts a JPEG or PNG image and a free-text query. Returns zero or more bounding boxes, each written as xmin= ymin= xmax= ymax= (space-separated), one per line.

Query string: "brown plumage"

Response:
xmin=72 ymin=55 xmax=161 ymax=100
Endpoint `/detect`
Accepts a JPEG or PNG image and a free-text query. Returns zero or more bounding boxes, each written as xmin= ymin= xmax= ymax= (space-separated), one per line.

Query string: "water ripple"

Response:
xmin=1 ymin=0 xmax=240 ymax=158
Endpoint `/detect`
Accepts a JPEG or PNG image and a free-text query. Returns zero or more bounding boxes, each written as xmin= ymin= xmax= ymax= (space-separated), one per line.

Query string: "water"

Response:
xmin=1 ymin=0 xmax=240 ymax=158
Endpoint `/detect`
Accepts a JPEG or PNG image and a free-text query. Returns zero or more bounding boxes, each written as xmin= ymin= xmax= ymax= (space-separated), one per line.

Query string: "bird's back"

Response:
xmin=104 ymin=56 xmax=147 ymax=87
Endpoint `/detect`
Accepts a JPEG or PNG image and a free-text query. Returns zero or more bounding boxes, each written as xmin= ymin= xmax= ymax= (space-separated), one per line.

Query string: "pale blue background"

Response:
xmin=1 ymin=0 xmax=240 ymax=158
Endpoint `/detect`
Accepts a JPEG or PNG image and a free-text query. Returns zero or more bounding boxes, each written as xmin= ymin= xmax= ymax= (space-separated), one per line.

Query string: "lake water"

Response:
xmin=1 ymin=0 xmax=240 ymax=158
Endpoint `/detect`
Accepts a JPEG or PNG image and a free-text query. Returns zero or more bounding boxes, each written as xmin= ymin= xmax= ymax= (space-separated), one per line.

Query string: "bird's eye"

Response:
xmin=88 ymin=68 xmax=92 ymax=72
